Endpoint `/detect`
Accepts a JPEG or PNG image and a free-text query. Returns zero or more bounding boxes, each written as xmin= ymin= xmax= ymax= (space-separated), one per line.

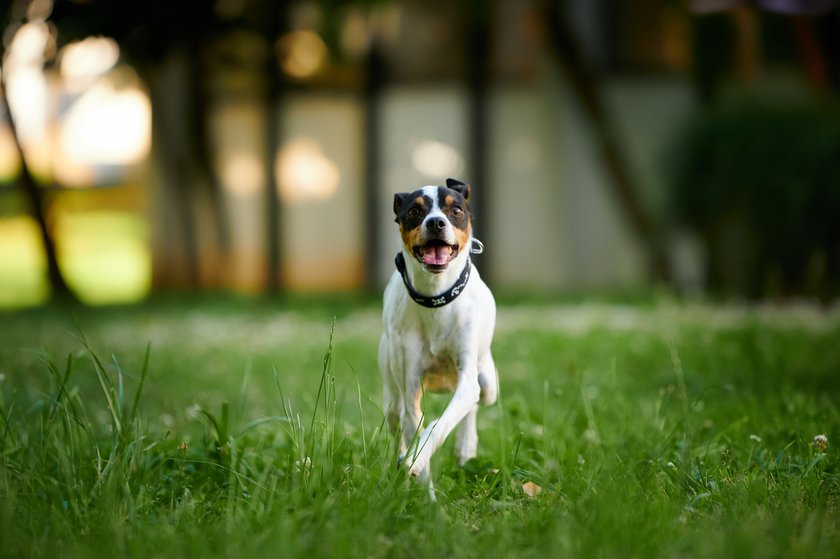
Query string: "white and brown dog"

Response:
xmin=379 ymin=178 xmax=498 ymax=494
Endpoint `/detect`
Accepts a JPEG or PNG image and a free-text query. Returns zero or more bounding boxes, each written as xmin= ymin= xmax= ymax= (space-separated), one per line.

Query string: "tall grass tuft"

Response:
xmin=0 ymin=322 xmax=455 ymax=557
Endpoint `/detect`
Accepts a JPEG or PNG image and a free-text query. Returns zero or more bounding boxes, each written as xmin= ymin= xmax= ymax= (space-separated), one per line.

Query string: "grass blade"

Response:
xmin=129 ymin=342 xmax=151 ymax=423
xmin=75 ymin=329 xmax=123 ymax=438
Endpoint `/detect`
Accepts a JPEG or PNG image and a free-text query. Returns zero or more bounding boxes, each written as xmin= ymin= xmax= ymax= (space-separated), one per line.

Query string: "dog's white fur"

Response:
xmin=379 ymin=186 xmax=498 ymax=492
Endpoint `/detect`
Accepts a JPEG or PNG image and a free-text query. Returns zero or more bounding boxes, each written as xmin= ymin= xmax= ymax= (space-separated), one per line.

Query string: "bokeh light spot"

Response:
xmin=277 ymin=31 xmax=328 ymax=79
xmin=276 ymin=138 xmax=340 ymax=203
xmin=411 ymin=139 xmax=464 ymax=178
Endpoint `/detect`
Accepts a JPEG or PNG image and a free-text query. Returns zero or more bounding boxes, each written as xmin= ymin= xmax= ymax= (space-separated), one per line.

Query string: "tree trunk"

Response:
xmin=466 ymin=0 xmax=491 ymax=283
xmin=545 ymin=2 xmax=667 ymax=281
xmin=264 ymin=7 xmax=286 ymax=294
xmin=145 ymin=54 xmax=201 ymax=289
xmin=363 ymin=38 xmax=385 ymax=289
xmin=1 ymin=78 xmax=79 ymax=304
xmin=187 ymin=42 xmax=231 ymax=287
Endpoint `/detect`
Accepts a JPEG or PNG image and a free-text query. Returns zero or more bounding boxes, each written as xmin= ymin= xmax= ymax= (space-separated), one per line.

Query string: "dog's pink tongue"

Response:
xmin=421 ymin=245 xmax=452 ymax=265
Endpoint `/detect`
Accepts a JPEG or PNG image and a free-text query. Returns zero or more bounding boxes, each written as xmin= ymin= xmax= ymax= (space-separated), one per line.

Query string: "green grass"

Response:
xmin=1 ymin=298 xmax=839 ymax=558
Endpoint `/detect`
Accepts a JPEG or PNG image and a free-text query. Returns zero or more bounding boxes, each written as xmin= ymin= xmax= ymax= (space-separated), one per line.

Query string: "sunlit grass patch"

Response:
xmin=57 ymin=211 xmax=151 ymax=305
xmin=0 ymin=210 xmax=150 ymax=308
xmin=0 ymin=216 xmax=49 ymax=307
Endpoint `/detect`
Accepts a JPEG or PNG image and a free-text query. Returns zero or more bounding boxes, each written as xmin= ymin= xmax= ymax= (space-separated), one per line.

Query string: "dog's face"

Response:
xmin=393 ymin=178 xmax=472 ymax=273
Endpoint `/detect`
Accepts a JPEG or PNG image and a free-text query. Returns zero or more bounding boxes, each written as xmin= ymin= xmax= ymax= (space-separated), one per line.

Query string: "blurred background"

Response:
xmin=1 ymin=0 xmax=839 ymax=308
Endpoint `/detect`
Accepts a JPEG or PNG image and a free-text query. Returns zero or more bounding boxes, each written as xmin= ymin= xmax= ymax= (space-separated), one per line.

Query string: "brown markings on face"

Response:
xmin=437 ymin=186 xmax=472 ymax=252
xmin=400 ymin=225 xmax=426 ymax=252
xmin=445 ymin=221 xmax=470 ymax=260
xmin=453 ymin=221 xmax=471 ymax=252
xmin=396 ymin=190 xmax=433 ymax=250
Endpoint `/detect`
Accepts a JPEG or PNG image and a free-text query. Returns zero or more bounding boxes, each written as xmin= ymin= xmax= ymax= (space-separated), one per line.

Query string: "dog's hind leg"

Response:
xmin=382 ymin=382 xmax=404 ymax=453
xmin=478 ymin=353 xmax=498 ymax=406
xmin=456 ymin=353 xmax=496 ymax=465
xmin=455 ymin=404 xmax=478 ymax=465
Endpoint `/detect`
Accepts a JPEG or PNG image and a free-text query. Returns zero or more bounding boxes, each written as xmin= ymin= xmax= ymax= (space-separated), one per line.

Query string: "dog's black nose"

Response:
xmin=427 ymin=217 xmax=447 ymax=232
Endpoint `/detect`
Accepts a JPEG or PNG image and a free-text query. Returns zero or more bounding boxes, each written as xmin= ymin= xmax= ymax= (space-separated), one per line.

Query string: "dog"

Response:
xmin=378 ymin=177 xmax=498 ymax=494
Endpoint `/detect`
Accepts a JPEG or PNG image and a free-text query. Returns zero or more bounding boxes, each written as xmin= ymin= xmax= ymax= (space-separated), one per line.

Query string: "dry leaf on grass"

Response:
xmin=522 ymin=481 xmax=542 ymax=498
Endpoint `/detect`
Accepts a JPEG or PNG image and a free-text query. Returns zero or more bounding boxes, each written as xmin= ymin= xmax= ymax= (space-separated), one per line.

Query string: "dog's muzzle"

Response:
xmin=415 ymin=239 xmax=457 ymax=268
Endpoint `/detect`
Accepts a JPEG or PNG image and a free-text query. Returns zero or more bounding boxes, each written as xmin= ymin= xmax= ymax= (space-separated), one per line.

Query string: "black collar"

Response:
xmin=395 ymin=252 xmax=471 ymax=308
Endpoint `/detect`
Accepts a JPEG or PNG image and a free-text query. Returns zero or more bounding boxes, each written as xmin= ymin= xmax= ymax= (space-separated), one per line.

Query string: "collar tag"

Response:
xmin=395 ymin=252 xmax=471 ymax=308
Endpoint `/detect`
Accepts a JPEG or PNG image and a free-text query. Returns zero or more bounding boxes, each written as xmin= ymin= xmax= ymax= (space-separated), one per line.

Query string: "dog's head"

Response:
xmin=393 ymin=178 xmax=472 ymax=274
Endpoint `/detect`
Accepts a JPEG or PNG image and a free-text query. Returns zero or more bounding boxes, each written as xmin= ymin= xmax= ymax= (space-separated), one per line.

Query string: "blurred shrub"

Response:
xmin=669 ymin=100 xmax=840 ymax=299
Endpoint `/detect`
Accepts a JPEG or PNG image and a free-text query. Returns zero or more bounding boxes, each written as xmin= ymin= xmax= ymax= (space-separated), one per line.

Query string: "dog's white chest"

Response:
xmin=393 ymin=308 xmax=462 ymax=393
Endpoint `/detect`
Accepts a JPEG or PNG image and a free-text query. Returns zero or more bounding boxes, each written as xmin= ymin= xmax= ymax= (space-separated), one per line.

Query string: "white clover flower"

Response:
xmin=813 ymin=434 xmax=829 ymax=453
xmin=185 ymin=404 xmax=202 ymax=419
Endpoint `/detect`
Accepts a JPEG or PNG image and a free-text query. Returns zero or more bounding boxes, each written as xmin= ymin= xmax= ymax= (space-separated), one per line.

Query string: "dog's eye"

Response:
xmin=406 ymin=207 xmax=421 ymax=219
xmin=451 ymin=207 xmax=463 ymax=216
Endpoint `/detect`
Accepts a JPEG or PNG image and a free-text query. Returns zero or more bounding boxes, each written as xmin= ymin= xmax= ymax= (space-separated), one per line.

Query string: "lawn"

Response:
xmin=1 ymin=297 xmax=839 ymax=558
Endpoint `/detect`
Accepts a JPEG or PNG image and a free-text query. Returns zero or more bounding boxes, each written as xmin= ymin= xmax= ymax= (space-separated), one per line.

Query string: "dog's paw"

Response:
xmin=399 ymin=448 xmax=430 ymax=480
xmin=406 ymin=450 xmax=431 ymax=479
xmin=407 ymin=460 xmax=426 ymax=478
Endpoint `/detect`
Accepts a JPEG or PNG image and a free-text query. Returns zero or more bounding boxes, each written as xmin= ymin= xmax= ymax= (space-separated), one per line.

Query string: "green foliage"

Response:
xmin=668 ymin=100 xmax=840 ymax=297
xmin=1 ymin=300 xmax=839 ymax=558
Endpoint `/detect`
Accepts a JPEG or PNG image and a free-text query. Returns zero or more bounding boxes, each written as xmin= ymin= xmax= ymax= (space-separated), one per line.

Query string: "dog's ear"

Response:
xmin=393 ymin=192 xmax=409 ymax=222
xmin=446 ymin=178 xmax=470 ymax=202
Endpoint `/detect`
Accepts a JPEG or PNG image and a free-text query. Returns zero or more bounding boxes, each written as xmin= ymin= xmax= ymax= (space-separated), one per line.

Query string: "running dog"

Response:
xmin=378 ymin=178 xmax=498 ymax=494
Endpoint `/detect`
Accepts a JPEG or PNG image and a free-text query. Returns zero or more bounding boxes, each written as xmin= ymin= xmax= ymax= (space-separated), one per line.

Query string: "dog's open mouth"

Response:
xmin=414 ymin=239 xmax=458 ymax=269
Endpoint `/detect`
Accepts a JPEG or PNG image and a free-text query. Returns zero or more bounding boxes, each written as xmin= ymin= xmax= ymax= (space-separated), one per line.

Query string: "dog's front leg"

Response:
xmin=396 ymin=352 xmax=427 ymax=474
xmin=400 ymin=376 xmax=424 ymax=461
xmin=405 ymin=355 xmax=481 ymax=479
